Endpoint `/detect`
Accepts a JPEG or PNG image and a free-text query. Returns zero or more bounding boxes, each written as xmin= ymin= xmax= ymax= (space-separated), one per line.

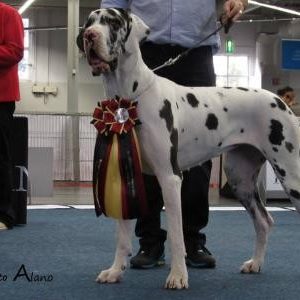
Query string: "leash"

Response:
xmin=152 ymin=14 xmax=233 ymax=72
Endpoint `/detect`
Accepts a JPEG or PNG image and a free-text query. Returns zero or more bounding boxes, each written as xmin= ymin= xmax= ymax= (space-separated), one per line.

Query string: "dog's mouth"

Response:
xmin=84 ymin=40 xmax=111 ymax=76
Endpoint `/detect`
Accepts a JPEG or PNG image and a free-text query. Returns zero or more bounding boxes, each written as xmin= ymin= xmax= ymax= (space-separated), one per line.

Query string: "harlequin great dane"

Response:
xmin=77 ymin=8 xmax=300 ymax=289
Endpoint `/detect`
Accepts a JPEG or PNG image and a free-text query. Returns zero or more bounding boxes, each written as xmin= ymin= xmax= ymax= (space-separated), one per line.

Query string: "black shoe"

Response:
xmin=130 ymin=244 xmax=165 ymax=269
xmin=186 ymin=245 xmax=216 ymax=268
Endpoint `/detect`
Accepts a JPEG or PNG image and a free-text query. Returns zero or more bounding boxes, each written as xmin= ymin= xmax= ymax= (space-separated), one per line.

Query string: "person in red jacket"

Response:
xmin=0 ymin=2 xmax=24 ymax=230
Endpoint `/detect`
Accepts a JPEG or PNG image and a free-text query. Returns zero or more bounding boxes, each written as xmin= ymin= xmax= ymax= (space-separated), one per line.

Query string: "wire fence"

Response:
xmin=16 ymin=112 xmax=221 ymax=186
xmin=17 ymin=113 xmax=96 ymax=181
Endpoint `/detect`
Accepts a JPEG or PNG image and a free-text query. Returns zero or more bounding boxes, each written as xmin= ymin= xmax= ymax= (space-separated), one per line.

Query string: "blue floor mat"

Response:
xmin=0 ymin=209 xmax=300 ymax=300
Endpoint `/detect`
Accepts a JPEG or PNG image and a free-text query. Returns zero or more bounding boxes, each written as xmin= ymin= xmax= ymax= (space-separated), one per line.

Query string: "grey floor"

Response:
xmin=28 ymin=183 xmax=291 ymax=208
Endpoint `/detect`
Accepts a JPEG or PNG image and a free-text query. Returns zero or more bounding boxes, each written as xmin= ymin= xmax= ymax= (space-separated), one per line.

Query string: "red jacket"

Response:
xmin=0 ymin=2 xmax=24 ymax=102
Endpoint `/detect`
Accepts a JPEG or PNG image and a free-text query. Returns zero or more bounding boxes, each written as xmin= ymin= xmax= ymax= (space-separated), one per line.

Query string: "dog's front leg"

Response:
xmin=96 ymin=219 xmax=133 ymax=283
xmin=158 ymin=174 xmax=188 ymax=289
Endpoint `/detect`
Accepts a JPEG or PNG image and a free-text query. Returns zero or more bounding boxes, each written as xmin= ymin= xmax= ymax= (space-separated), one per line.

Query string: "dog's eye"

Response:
xmin=109 ymin=19 xmax=120 ymax=31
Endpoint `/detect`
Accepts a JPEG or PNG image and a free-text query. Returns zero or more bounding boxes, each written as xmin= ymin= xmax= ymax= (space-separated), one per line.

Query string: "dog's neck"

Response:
xmin=102 ymin=47 xmax=155 ymax=101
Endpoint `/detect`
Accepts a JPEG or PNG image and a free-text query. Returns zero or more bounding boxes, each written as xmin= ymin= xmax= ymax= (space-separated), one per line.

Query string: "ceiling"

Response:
xmin=2 ymin=0 xmax=100 ymax=9
xmin=3 ymin=0 xmax=300 ymax=21
xmin=243 ymin=0 xmax=300 ymax=22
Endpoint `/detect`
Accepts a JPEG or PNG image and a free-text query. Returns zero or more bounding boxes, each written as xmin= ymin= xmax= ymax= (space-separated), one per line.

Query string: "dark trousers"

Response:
xmin=136 ymin=42 xmax=216 ymax=249
xmin=0 ymin=102 xmax=15 ymax=228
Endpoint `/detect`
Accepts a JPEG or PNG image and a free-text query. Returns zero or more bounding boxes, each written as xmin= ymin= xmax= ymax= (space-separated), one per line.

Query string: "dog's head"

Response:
xmin=77 ymin=8 xmax=150 ymax=76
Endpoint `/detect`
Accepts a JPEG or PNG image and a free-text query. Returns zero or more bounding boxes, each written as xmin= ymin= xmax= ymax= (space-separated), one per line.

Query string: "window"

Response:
xmin=213 ymin=55 xmax=249 ymax=87
xmin=18 ymin=18 xmax=30 ymax=80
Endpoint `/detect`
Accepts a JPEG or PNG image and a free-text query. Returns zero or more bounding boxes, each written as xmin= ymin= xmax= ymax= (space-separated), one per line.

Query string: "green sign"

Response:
xmin=225 ymin=38 xmax=235 ymax=54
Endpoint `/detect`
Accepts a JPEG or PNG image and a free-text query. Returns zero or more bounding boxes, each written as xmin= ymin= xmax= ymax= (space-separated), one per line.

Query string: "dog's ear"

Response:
xmin=130 ymin=13 xmax=150 ymax=43
xmin=76 ymin=27 xmax=85 ymax=52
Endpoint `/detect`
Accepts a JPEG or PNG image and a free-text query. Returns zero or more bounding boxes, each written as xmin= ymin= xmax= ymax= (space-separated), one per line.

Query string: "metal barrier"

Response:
xmin=16 ymin=112 xmax=96 ymax=181
xmin=16 ymin=112 xmax=221 ymax=186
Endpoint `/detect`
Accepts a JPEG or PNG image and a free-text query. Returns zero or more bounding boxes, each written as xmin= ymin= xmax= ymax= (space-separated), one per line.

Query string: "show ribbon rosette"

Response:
xmin=91 ymin=97 xmax=148 ymax=219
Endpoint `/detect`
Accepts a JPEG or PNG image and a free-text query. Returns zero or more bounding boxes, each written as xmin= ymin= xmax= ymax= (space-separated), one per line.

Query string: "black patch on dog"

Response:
xmin=186 ymin=93 xmax=199 ymax=108
xmin=205 ymin=113 xmax=219 ymax=130
xmin=274 ymin=97 xmax=286 ymax=111
xmin=86 ymin=13 xmax=97 ymax=27
xmin=170 ymin=129 xmax=181 ymax=178
xmin=132 ymin=81 xmax=138 ymax=92
xmin=285 ymin=142 xmax=294 ymax=153
xmin=223 ymin=107 xmax=228 ymax=112
xmin=273 ymin=158 xmax=277 ymax=163
xmin=181 ymin=97 xmax=185 ymax=102
xmin=159 ymin=99 xmax=173 ymax=132
xmin=159 ymin=100 xmax=181 ymax=178
xmin=240 ymin=129 xmax=244 ymax=133
xmin=272 ymin=147 xmax=278 ymax=152
xmin=237 ymin=87 xmax=249 ymax=92
xmin=270 ymin=103 xmax=277 ymax=108
xmin=274 ymin=164 xmax=286 ymax=177
xmin=218 ymin=142 xmax=222 ymax=147
xmin=109 ymin=58 xmax=118 ymax=71
xmin=101 ymin=9 xmax=132 ymax=46
xmin=204 ymin=104 xmax=209 ymax=108
xmin=269 ymin=119 xmax=285 ymax=146
xmin=290 ymin=189 xmax=300 ymax=199
xmin=176 ymin=102 xmax=179 ymax=109
xmin=106 ymin=8 xmax=118 ymax=17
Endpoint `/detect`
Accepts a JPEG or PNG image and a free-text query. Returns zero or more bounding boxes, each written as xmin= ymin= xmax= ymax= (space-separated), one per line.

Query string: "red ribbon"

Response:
xmin=91 ymin=98 xmax=139 ymax=135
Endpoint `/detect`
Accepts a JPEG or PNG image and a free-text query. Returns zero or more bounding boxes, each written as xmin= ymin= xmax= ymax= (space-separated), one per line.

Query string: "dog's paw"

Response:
xmin=164 ymin=272 xmax=189 ymax=289
xmin=96 ymin=268 xmax=123 ymax=284
xmin=240 ymin=259 xmax=261 ymax=274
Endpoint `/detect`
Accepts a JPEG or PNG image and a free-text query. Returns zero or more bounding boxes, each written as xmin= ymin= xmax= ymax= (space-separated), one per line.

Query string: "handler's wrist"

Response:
xmin=225 ymin=0 xmax=248 ymax=11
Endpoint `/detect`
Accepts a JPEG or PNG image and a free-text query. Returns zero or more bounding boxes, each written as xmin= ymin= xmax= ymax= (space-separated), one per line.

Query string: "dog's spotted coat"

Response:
xmin=77 ymin=8 xmax=300 ymax=289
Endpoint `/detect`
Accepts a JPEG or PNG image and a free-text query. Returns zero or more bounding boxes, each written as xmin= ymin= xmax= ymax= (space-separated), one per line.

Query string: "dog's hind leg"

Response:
xmin=96 ymin=219 xmax=133 ymax=283
xmin=224 ymin=145 xmax=274 ymax=274
xmin=271 ymin=157 xmax=300 ymax=213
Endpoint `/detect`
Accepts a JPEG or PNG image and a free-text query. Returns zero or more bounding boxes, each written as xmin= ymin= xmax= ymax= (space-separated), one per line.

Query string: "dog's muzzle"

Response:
xmin=83 ymin=30 xmax=111 ymax=76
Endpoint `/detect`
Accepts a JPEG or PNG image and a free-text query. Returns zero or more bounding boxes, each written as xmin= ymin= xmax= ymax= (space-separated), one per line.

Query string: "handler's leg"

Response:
xmin=181 ymin=162 xmax=216 ymax=268
xmin=0 ymin=102 xmax=15 ymax=230
xmin=130 ymin=174 xmax=166 ymax=268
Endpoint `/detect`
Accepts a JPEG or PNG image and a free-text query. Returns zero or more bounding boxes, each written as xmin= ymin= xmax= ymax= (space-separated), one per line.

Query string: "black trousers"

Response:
xmin=0 ymin=102 xmax=15 ymax=228
xmin=136 ymin=42 xmax=216 ymax=249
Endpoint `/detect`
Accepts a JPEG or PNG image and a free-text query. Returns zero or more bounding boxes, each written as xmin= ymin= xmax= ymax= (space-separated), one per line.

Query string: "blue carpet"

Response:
xmin=0 ymin=209 xmax=300 ymax=300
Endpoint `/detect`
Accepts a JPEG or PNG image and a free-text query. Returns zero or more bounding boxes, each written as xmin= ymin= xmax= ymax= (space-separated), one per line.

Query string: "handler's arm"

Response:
xmin=100 ymin=0 xmax=129 ymax=9
xmin=0 ymin=9 xmax=24 ymax=68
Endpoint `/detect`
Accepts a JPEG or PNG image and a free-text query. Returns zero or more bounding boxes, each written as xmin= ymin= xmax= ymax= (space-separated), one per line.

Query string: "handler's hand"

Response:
xmin=223 ymin=0 xmax=246 ymax=22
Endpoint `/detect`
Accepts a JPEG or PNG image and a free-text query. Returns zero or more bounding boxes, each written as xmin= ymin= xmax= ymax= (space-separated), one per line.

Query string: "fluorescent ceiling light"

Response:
xmin=248 ymin=0 xmax=300 ymax=17
xmin=18 ymin=0 xmax=36 ymax=15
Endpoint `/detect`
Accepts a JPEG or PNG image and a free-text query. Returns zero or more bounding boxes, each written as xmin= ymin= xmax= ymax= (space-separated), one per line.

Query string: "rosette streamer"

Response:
xmin=91 ymin=98 xmax=148 ymax=219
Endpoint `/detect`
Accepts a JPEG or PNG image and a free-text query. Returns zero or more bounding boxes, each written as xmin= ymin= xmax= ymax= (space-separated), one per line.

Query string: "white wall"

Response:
xmin=256 ymin=20 xmax=300 ymax=97
xmin=17 ymin=7 xmax=106 ymax=114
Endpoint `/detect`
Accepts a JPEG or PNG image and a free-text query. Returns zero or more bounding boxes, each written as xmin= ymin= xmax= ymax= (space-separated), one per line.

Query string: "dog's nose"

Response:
xmin=84 ymin=30 xmax=97 ymax=42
